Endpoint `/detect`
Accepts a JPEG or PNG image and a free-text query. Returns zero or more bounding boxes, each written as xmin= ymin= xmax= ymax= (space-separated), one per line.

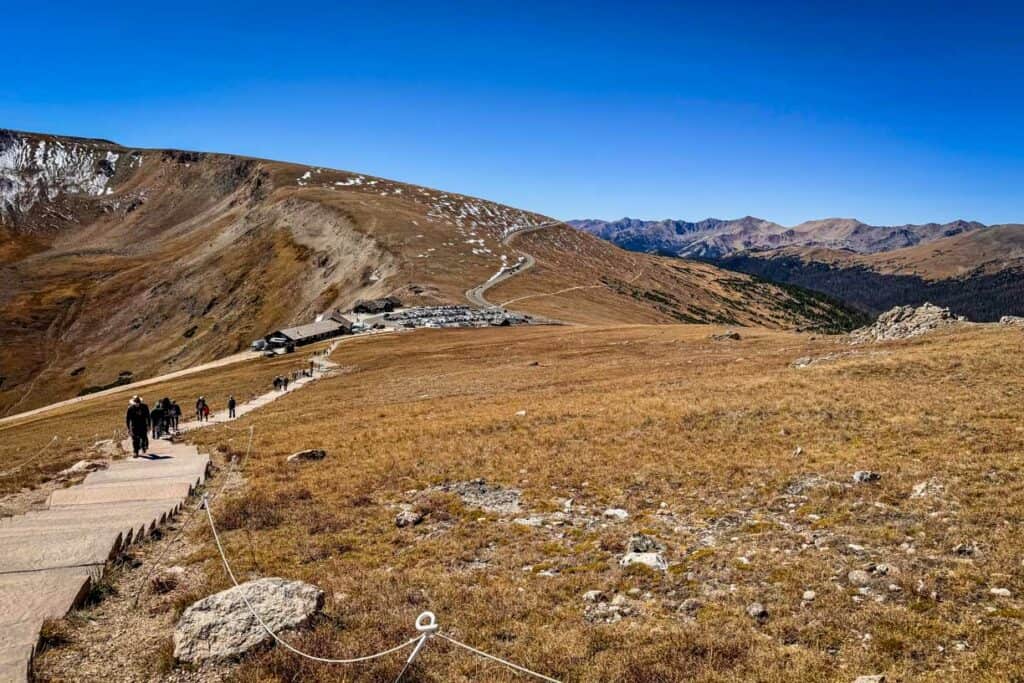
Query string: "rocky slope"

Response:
xmin=0 ymin=130 xmax=857 ymax=413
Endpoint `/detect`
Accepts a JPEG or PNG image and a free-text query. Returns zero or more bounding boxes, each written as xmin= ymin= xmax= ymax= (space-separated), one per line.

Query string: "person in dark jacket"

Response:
xmin=171 ymin=401 xmax=182 ymax=431
xmin=195 ymin=396 xmax=208 ymax=422
xmin=126 ymin=395 xmax=150 ymax=457
xmin=150 ymin=403 xmax=165 ymax=439
xmin=227 ymin=395 xmax=237 ymax=419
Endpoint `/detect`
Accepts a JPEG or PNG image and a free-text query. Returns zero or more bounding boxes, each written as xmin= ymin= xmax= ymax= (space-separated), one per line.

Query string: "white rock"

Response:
xmin=174 ymin=578 xmax=323 ymax=663
xmin=802 ymin=590 xmax=817 ymax=602
xmin=602 ymin=508 xmax=629 ymax=520
xmin=990 ymin=587 xmax=1012 ymax=598
xmin=619 ymin=552 xmax=667 ymax=571
xmin=848 ymin=570 xmax=872 ymax=587
xmin=582 ymin=590 xmax=603 ymax=603
xmin=514 ymin=410 xmax=527 ymax=417
xmin=852 ymin=676 xmax=886 ymax=683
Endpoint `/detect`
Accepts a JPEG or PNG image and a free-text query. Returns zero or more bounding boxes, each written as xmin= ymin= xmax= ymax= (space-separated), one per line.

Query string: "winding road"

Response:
xmin=464 ymin=221 xmax=558 ymax=308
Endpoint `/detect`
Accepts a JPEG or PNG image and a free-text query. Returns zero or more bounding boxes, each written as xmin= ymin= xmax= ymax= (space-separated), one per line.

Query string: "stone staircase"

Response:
xmin=0 ymin=440 xmax=209 ymax=681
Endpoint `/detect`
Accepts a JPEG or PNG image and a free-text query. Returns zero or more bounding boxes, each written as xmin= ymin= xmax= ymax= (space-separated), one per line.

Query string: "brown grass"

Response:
xmin=12 ymin=323 xmax=1024 ymax=680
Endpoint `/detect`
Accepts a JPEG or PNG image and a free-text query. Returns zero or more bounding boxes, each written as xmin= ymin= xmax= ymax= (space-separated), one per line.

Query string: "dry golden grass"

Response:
xmin=102 ymin=322 xmax=1024 ymax=682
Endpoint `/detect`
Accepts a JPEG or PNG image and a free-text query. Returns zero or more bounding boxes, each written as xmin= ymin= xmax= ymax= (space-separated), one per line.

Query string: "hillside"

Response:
xmin=0 ymin=129 xmax=856 ymax=414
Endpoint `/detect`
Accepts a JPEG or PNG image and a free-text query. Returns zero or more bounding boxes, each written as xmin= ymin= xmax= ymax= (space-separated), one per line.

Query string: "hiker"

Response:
xmin=195 ymin=396 xmax=208 ymax=422
xmin=228 ymin=395 xmax=237 ymax=419
xmin=171 ymin=401 xmax=182 ymax=431
xmin=273 ymin=376 xmax=281 ymax=391
xmin=283 ymin=376 xmax=289 ymax=391
xmin=150 ymin=402 xmax=165 ymax=439
xmin=202 ymin=401 xmax=211 ymax=421
xmin=125 ymin=395 xmax=150 ymax=457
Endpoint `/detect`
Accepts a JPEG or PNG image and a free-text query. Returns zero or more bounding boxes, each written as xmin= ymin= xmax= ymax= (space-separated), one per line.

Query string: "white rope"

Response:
xmin=203 ymin=494 xmax=562 ymax=680
xmin=435 ymin=633 xmax=562 ymax=682
xmin=0 ymin=435 xmax=59 ymax=477
xmin=203 ymin=494 xmax=421 ymax=664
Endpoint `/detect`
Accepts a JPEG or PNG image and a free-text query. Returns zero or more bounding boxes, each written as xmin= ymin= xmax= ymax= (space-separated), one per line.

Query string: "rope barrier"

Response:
xmin=0 ymin=435 xmax=59 ymax=478
xmin=131 ymin=425 xmax=254 ymax=608
xmin=202 ymin=492 xmax=563 ymax=681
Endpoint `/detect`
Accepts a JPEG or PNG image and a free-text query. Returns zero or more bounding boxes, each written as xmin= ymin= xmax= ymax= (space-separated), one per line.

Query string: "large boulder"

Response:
xmin=174 ymin=578 xmax=324 ymax=663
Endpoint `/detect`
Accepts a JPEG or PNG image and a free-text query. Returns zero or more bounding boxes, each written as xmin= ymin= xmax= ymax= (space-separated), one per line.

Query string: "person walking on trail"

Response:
xmin=126 ymin=395 xmax=150 ymax=457
xmin=195 ymin=396 xmax=208 ymax=422
xmin=202 ymin=402 xmax=211 ymax=421
xmin=171 ymin=400 xmax=182 ymax=432
xmin=150 ymin=402 xmax=165 ymax=439
xmin=227 ymin=395 xmax=237 ymax=419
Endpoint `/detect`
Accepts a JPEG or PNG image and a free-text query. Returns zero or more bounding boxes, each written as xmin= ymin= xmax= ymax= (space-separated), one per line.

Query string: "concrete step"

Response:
xmin=0 ymin=528 xmax=124 ymax=573
xmin=48 ymin=480 xmax=193 ymax=508
xmin=0 ymin=572 xmax=92 ymax=631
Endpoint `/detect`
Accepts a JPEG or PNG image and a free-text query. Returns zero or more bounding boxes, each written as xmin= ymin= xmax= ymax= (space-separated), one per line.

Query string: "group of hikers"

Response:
xmin=273 ymin=364 xmax=317 ymax=392
xmin=124 ymin=393 xmax=238 ymax=457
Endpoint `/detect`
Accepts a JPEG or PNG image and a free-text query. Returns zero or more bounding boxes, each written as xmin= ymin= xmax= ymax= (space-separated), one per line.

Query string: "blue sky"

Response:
xmin=3 ymin=1 xmax=1022 ymax=225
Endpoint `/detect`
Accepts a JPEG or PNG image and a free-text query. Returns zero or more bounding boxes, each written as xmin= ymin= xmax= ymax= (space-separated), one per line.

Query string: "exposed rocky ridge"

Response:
xmin=850 ymin=303 xmax=965 ymax=343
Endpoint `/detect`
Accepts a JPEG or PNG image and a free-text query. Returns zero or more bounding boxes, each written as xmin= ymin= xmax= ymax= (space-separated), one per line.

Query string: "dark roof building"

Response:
xmin=266 ymin=317 xmax=351 ymax=346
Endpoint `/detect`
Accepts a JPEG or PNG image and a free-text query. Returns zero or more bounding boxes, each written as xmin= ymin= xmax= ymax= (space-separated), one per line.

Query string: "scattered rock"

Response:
xmin=513 ymin=516 xmax=545 ymax=527
xmin=602 ymin=508 xmax=629 ymax=520
xmin=711 ymin=330 xmax=741 ymax=341
xmin=429 ymin=479 xmax=522 ymax=514
xmin=626 ymin=534 xmax=661 ymax=553
xmin=871 ymin=563 xmax=899 ymax=577
xmin=792 ymin=356 xmax=813 ymax=368
xmin=582 ymin=590 xmax=604 ymax=603
xmin=677 ymin=598 xmax=702 ymax=616
xmin=1000 ymin=315 xmax=1024 ymax=327
xmin=746 ymin=602 xmax=769 ymax=621
xmin=851 ymin=303 xmax=964 ymax=343
xmin=910 ymin=479 xmax=944 ymax=499
xmin=853 ymin=471 xmax=881 ymax=484
xmin=286 ymin=449 xmax=327 ymax=463
xmin=853 ymin=676 xmax=886 ymax=683
xmin=620 ymin=552 xmax=667 ymax=572
xmin=514 ymin=410 xmax=527 ymax=417
xmin=990 ymin=587 xmax=1012 ymax=598
xmin=173 ymin=578 xmax=324 ymax=663
xmin=58 ymin=459 xmax=108 ymax=478
xmin=953 ymin=542 xmax=977 ymax=557
xmin=395 ymin=505 xmax=424 ymax=528
xmin=792 ymin=446 xmax=803 ymax=457
xmin=802 ymin=590 xmax=817 ymax=602
xmin=848 ymin=570 xmax=872 ymax=587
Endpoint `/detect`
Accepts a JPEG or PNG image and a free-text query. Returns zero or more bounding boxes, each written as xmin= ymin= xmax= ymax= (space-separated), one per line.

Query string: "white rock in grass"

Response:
xmin=174 ymin=578 xmax=323 ymax=663
xmin=602 ymin=508 xmax=629 ymax=520
xmin=620 ymin=552 xmax=667 ymax=571
xmin=990 ymin=587 xmax=1012 ymax=598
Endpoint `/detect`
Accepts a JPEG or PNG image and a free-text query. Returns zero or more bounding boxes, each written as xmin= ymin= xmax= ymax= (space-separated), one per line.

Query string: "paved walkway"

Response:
xmin=0 ymin=356 xmax=336 ymax=681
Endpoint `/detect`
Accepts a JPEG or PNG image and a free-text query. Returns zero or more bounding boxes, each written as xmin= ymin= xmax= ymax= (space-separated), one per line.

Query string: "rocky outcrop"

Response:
xmin=850 ymin=303 xmax=964 ymax=343
xmin=173 ymin=578 xmax=323 ymax=663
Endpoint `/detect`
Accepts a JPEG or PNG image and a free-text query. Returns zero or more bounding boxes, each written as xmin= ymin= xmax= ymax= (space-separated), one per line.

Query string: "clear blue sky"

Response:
xmin=3 ymin=1 xmax=1022 ymax=225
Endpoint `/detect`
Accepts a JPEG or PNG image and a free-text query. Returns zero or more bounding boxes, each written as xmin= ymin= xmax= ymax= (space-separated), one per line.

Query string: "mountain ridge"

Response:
xmin=569 ymin=216 xmax=995 ymax=258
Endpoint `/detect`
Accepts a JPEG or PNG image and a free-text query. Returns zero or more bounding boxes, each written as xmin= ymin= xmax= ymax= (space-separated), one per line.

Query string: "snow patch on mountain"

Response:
xmin=0 ymin=132 xmax=119 ymax=221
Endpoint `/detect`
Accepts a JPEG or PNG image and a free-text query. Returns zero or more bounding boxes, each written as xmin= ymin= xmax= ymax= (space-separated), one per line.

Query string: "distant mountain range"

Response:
xmin=570 ymin=217 xmax=1024 ymax=320
xmin=568 ymin=216 xmax=995 ymax=259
